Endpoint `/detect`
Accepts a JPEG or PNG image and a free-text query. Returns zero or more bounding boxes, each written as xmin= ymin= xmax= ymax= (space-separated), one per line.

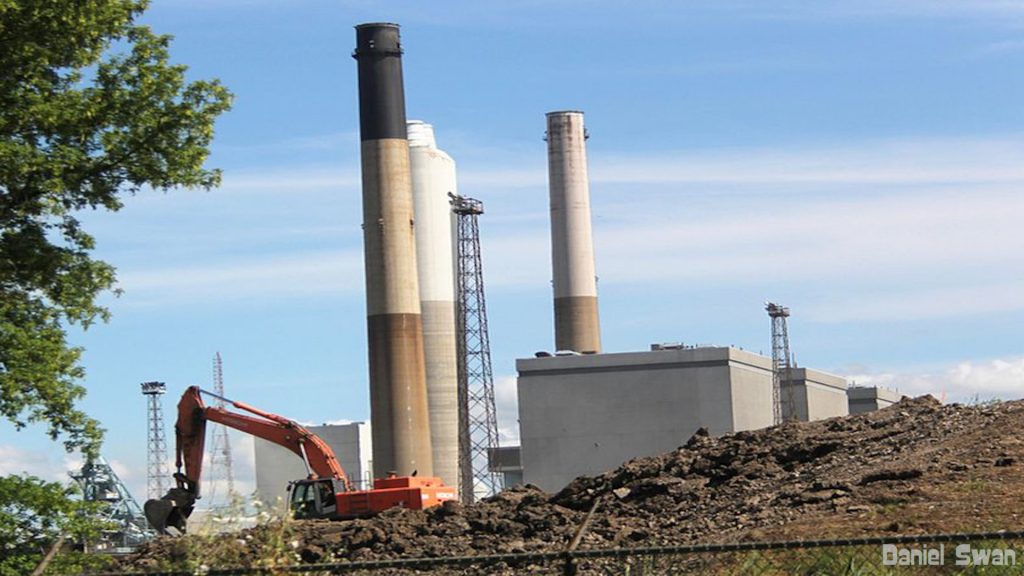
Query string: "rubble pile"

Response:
xmin=119 ymin=396 xmax=1024 ymax=572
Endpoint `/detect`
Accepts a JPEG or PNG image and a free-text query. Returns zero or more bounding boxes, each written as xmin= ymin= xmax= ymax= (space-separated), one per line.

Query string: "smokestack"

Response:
xmin=353 ymin=23 xmax=433 ymax=478
xmin=546 ymin=110 xmax=601 ymax=354
xmin=407 ymin=120 xmax=459 ymax=490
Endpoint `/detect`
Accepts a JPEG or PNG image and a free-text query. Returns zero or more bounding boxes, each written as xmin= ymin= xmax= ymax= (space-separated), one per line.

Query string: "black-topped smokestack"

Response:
xmin=354 ymin=24 xmax=407 ymax=141
xmin=353 ymin=22 xmax=433 ymax=479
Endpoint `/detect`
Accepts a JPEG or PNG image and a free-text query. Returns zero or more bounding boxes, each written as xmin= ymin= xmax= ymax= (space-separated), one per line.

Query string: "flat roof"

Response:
xmin=517 ymin=346 xmax=772 ymax=374
xmin=847 ymin=386 xmax=903 ymax=403
xmin=786 ymin=367 xmax=848 ymax=389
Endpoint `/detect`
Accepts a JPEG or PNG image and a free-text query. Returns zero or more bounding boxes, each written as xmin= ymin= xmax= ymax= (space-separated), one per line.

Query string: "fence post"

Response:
xmin=564 ymin=499 xmax=601 ymax=576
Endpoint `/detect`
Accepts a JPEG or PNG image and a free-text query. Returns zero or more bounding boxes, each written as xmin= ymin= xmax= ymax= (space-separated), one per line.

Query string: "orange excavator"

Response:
xmin=144 ymin=386 xmax=456 ymax=534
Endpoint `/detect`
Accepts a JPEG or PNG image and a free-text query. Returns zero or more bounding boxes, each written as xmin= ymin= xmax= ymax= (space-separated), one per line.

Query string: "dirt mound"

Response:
xmin=118 ymin=396 xmax=1024 ymax=572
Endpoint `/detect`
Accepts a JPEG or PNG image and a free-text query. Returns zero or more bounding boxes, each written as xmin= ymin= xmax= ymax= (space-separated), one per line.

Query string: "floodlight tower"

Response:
xmin=141 ymin=381 xmax=168 ymax=501
xmin=766 ymin=302 xmax=795 ymax=424
xmin=206 ymin=352 xmax=237 ymax=508
xmin=451 ymin=193 xmax=504 ymax=503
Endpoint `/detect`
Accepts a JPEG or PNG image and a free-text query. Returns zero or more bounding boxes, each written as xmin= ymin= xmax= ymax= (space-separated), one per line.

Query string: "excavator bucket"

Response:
xmin=144 ymin=487 xmax=195 ymax=535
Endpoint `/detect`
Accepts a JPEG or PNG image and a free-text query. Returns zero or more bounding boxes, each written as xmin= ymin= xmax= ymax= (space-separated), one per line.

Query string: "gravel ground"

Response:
xmin=116 ymin=395 xmax=1024 ymax=573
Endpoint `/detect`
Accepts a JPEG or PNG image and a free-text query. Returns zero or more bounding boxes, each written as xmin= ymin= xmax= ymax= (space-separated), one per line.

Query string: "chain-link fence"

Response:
xmin=90 ymin=530 xmax=1024 ymax=575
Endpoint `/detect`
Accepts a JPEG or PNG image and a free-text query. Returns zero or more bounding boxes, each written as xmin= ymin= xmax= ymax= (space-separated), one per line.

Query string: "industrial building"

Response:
xmin=515 ymin=346 xmax=859 ymax=492
xmin=516 ymin=346 xmax=775 ymax=491
xmin=780 ymin=367 xmax=850 ymax=421
xmin=487 ymin=446 xmax=524 ymax=488
xmin=848 ymin=386 xmax=902 ymax=414
xmin=253 ymin=422 xmax=373 ymax=509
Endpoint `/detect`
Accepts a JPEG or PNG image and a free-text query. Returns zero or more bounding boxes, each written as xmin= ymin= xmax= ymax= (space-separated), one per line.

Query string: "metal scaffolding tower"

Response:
xmin=141 ymin=381 xmax=168 ymax=501
xmin=451 ymin=193 xmax=504 ymax=503
xmin=69 ymin=456 xmax=154 ymax=552
xmin=206 ymin=352 xmax=237 ymax=509
xmin=766 ymin=302 xmax=796 ymax=424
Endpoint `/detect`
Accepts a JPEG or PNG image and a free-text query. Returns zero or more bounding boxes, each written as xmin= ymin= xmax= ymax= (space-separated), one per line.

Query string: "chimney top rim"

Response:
xmin=355 ymin=22 xmax=400 ymax=30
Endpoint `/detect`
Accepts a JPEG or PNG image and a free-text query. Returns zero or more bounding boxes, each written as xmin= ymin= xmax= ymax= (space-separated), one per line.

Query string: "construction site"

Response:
xmin=68 ymin=21 xmax=1021 ymax=576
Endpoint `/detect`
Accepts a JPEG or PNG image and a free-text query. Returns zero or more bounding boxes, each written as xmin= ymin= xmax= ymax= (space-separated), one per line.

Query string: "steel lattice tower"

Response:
xmin=206 ymin=352 xmax=237 ymax=509
xmin=451 ymin=193 xmax=504 ymax=503
xmin=766 ymin=302 xmax=796 ymax=424
xmin=69 ymin=455 xmax=154 ymax=551
xmin=141 ymin=381 xmax=168 ymax=501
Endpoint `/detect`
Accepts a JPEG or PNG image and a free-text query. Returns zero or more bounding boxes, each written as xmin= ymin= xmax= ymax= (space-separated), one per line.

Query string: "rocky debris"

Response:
xmin=117 ymin=396 xmax=1024 ymax=572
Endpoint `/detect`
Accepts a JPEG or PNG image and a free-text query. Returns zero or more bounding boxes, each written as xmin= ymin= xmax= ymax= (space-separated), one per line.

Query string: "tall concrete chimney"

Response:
xmin=407 ymin=120 xmax=459 ymax=490
xmin=353 ymin=23 xmax=433 ymax=478
xmin=546 ymin=110 xmax=601 ymax=354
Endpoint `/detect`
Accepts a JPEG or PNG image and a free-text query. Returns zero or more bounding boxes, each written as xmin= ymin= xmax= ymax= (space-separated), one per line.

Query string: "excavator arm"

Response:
xmin=144 ymin=386 xmax=351 ymax=534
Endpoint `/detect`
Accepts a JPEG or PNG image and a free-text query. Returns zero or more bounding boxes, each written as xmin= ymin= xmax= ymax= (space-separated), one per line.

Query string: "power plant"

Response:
xmin=79 ymin=13 xmax=999 ymax=569
xmin=181 ymin=21 xmax=901 ymax=526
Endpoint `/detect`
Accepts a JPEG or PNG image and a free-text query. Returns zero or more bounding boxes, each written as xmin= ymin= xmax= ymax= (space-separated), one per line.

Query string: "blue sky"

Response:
xmin=3 ymin=0 xmax=1023 ymax=505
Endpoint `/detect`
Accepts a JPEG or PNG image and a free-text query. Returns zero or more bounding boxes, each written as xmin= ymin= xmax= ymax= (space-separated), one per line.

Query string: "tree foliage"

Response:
xmin=0 ymin=474 xmax=111 ymax=575
xmin=0 ymin=0 xmax=232 ymax=454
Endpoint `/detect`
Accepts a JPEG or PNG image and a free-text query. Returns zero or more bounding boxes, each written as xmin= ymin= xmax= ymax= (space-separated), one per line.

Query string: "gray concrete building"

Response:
xmin=847 ymin=386 xmax=902 ymax=414
xmin=516 ymin=346 xmax=775 ymax=492
xmin=488 ymin=446 xmax=523 ymax=488
xmin=253 ymin=422 xmax=373 ymax=510
xmin=781 ymin=367 xmax=849 ymax=422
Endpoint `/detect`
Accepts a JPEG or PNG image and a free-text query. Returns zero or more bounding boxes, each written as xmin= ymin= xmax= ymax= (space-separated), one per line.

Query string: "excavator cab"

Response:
xmin=288 ymin=478 xmax=339 ymax=520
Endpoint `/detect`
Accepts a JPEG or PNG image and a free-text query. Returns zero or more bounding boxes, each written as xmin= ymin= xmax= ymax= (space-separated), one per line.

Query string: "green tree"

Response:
xmin=0 ymin=0 xmax=232 ymax=454
xmin=0 ymin=474 xmax=112 ymax=575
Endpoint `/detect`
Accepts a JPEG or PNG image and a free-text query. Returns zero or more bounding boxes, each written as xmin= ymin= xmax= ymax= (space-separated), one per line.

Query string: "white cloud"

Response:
xmin=461 ymin=135 xmax=1024 ymax=190
xmin=590 ymin=137 xmax=1024 ymax=186
xmin=460 ymin=167 xmax=546 ymax=189
xmin=842 ymin=356 xmax=1024 ymax=403
xmin=217 ymin=131 xmax=360 ymax=154
xmin=0 ymin=445 xmax=69 ymax=479
xmin=319 ymin=418 xmax=358 ymax=426
xmin=218 ymin=168 xmax=360 ymax=194
xmin=494 ymin=375 xmax=520 ymax=445
xmin=806 ymin=283 xmax=1024 ymax=323
xmin=949 ymin=357 xmax=1024 ymax=397
xmin=92 ymin=135 xmax=1024 ymax=323
xmin=593 ymin=189 xmax=1022 ymax=279
xmin=114 ymin=250 xmax=365 ymax=306
xmin=469 ymin=137 xmax=1024 ymax=324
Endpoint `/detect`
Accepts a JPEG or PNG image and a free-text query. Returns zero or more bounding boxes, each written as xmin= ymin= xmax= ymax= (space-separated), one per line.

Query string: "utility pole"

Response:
xmin=206 ymin=352 xmax=237 ymax=509
xmin=451 ymin=193 xmax=504 ymax=503
xmin=766 ymin=302 xmax=796 ymax=424
xmin=141 ymin=381 xmax=168 ymax=501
